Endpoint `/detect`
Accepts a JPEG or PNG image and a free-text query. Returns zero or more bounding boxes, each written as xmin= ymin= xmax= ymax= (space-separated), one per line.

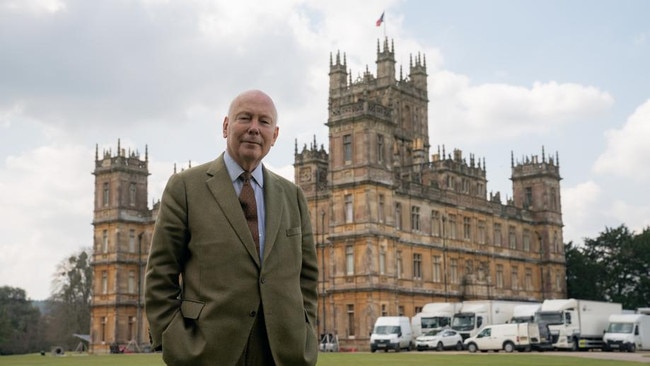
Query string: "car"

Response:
xmin=415 ymin=328 xmax=464 ymax=351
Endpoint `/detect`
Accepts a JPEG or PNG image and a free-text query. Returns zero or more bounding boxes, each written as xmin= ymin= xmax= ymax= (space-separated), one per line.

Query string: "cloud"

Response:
xmin=429 ymin=77 xmax=614 ymax=145
xmin=593 ymin=99 xmax=650 ymax=180
xmin=0 ymin=143 xmax=94 ymax=300
xmin=561 ymin=180 xmax=602 ymax=243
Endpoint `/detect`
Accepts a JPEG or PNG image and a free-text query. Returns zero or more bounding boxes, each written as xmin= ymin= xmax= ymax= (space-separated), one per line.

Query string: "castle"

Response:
xmin=89 ymin=39 xmax=566 ymax=352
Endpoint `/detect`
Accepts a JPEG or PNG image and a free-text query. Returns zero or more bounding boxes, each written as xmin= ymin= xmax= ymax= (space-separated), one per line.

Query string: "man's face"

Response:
xmin=223 ymin=90 xmax=279 ymax=171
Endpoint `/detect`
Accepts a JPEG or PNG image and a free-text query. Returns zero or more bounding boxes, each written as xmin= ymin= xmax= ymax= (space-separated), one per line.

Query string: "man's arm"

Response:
xmin=144 ymin=173 xmax=190 ymax=349
xmin=297 ymin=187 xmax=318 ymax=325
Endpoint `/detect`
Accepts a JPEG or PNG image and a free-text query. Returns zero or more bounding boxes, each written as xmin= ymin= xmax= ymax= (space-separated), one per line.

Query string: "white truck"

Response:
xmin=369 ymin=316 xmax=414 ymax=352
xmin=534 ymin=298 xmax=622 ymax=351
xmin=603 ymin=313 xmax=650 ymax=352
xmin=451 ymin=300 xmax=534 ymax=340
xmin=411 ymin=302 xmax=462 ymax=337
xmin=510 ymin=303 xmax=542 ymax=323
xmin=464 ymin=322 xmax=542 ymax=353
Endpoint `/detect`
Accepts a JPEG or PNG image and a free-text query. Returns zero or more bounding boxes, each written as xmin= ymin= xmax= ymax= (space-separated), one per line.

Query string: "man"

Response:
xmin=145 ymin=90 xmax=319 ymax=366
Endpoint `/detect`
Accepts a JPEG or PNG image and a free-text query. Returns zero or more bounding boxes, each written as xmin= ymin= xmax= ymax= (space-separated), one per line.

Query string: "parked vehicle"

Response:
xmin=511 ymin=304 xmax=542 ymax=323
xmin=370 ymin=316 xmax=414 ymax=352
xmin=411 ymin=302 xmax=462 ymax=338
xmin=534 ymin=298 xmax=622 ymax=351
xmin=464 ymin=322 xmax=541 ymax=353
xmin=415 ymin=328 xmax=464 ymax=351
xmin=451 ymin=300 xmax=533 ymax=340
xmin=603 ymin=313 xmax=650 ymax=352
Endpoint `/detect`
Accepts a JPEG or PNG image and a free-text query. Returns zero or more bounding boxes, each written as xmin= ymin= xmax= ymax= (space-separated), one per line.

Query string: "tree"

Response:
xmin=45 ymin=249 xmax=93 ymax=351
xmin=0 ymin=286 xmax=43 ymax=355
xmin=566 ymin=225 xmax=650 ymax=310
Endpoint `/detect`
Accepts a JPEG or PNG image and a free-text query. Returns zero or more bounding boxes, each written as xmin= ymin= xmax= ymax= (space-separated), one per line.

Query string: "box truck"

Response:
xmin=370 ymin=316 xmax=414 ymax=352
xmin=603 ymin=313 xmax=650 ymax=352
xmin=451 ymin=300 xmax=533 ymax=340
xmin=411 ymin=302 xmax=462 ymax=337
xmin=510 ymin=304 xmax=542 ymax=323
xmin=534 ymin=298 xmax=622 ymax=351
xmin=464 ymin=322 xmax=542 ymax=353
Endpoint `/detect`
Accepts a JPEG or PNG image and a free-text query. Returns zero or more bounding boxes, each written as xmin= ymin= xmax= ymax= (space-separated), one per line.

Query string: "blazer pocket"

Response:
xmin=180 ymin=299 xmax=205 ymax=320
xmin=286 ymin=227 xmax=301 ymax=237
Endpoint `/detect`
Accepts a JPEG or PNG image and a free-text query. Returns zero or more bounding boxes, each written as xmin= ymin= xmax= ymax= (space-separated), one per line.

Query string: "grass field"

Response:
xmin=0 ymin=352 xmax=648 ymax=366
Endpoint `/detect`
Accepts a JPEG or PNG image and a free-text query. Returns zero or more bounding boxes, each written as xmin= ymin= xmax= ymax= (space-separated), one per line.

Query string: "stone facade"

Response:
xmin=89 ymin=140 xmax=155 ymax=354
xmin=293 ymin=39 xmax=566 ymax=350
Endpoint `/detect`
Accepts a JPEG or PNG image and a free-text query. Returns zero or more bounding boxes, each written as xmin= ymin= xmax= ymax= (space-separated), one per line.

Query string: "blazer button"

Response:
xmin=249 ymin=310 xmax=256 ymax=317
xmin=260 ymin=277 xmax=266 ymax=284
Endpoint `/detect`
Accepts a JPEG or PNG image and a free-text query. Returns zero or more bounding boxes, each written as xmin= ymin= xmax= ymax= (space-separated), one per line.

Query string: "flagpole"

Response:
xmin=383 ymin=11 xmax=386 ymax=38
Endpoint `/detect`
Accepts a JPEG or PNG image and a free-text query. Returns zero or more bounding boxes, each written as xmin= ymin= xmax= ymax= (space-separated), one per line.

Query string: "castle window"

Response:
xmin=381 ymin=304 xmax=387 ymax=316
xmin=345 ymin=245 xmax=354 ymax=276
xmin=448 ymin=214 xmax=457 ymax=239
xmin=378 ymin=194 xmax=385 ymax=223
xmin=494 ymin=223 xmax=502 ymax=247
xmin=524 ymin=187 xmax=533 ymax=208
xmin=525 ymin=268 xmax=533 ymax=290
xmin=508 ymin=226 xmax=517 ymax=249
xmin=377 ymin=134 xmax=384 ymax=163
xmin=128 ymin=270 xmax=135 ymax=294
xmin=550 ymin=188 xmax=558 ymax=210
xmin=397 ymin=251 xmax=403 ymax=279
xmin=478 ymin=220 xmax=486 ymax=244
xmin=555 ymin=270 xmax=563 ymax=291
xmin=450 ymin=258 xmax=458 ymax=283
xmin=346 ymin=304 xmax=355 ymax=336
xmin=103 ymin=182 xmax=110 ymax=207
xmin=463 ymin=217 xmax=471 ymax=240
xmin=102 ymin=271 xmax=108 ymax=294
xmin=101 ymin=317 xmax=107 ymax=342
xmin=379 ymin=247 xmax=386 ymax=275
xmin=553 ymin=231 xmax=560 ymax=253
xmin=431 ymin=210 xmax=440 ymax=236
xmin=129 ymin=183 xmax=136 ymax=206
xmin=129 ymin=230 xmax=136 ymax=253
xmin=432 ymin=255 xmax=441 ymax=282
xmin=413 ymin=253 xmax=422 ymax=279
xmin=410 ymin=206 xmax=420 ymax=231
xmin=102 ymin=230 xmax=108 ymax=253
xmin=343 ymin=134 xmax=352 ymax=163
xmin=344 ymin=194 xmax=353 ymax=223
xmin=496 ymin=265 xmax=504 ymax=288
xmin=523 ymin=230 xmax=531 ymax=252
xmin=398 ymin=306 xmax=405 ymax=317
xmin=511 ymin=267 xmax=519 ymax=290
xmin=395 ymin=203 xmax=402 ymax=230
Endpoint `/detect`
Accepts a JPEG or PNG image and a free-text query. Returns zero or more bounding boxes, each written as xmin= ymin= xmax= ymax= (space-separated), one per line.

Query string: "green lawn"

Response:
xmin=0 ymin=352 xmax=647 ymax=366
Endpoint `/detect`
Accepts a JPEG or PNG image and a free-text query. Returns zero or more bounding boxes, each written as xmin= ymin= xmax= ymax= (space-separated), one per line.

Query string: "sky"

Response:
xmin=1 ymin=0 xmax=649 ymax=301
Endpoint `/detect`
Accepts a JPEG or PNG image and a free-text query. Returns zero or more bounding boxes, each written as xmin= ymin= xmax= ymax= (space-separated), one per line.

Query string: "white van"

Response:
xmin=464 ymin=323 xmax=540 ymax=353
xmin=370 ymin=316 xmax=414 ymax=352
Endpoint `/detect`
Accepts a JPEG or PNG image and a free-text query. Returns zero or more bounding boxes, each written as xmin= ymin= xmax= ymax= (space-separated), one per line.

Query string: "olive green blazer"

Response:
xmin=145 ymin=154 xmax=318 ymax=365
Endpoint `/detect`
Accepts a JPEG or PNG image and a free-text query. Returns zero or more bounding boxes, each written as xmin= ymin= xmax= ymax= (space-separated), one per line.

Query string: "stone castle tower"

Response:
xmin=294 ymin=38 xmax=566 ymax=350
xmin=89 ymin=139 xmax=156 ymax=354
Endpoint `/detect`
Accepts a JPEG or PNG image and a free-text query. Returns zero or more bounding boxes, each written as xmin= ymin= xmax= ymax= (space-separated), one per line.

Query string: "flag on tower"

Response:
xmin=376 ymin=12 xmax=384 ymax=27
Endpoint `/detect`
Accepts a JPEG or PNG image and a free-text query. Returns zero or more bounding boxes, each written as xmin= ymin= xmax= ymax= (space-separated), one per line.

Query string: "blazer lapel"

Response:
xmin=205 ymin=155 xmax=261 ymax=267
xmin=262 ymin=169 xmax=284 ymax=262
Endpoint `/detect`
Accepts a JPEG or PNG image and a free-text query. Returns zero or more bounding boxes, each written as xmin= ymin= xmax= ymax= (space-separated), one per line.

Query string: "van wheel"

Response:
xmin=570 ymin=338 xmax=579 ymax=352
xmin=394 ymin=345 xmax=400 ymax=352
xmin=628 ymin=343 xmax=636 ymax=353
xmin=467 ymin=343 xmax=478 ymax=353
xmin=436 ymin=342 xmax=444 ymax=351
xmin=504 ymin=341 xmax=515 ymax=353
xmin=455 ymin=341 xmax=463 ymax=351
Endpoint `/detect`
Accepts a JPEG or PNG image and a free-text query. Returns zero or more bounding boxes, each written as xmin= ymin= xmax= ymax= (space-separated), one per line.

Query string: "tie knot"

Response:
xmin=240 ymin=171 xmax=252 ymax=183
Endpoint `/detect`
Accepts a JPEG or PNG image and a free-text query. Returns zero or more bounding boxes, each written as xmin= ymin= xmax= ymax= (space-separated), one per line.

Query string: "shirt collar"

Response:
xmin=224 ymin=151 xmax=264 ymax=187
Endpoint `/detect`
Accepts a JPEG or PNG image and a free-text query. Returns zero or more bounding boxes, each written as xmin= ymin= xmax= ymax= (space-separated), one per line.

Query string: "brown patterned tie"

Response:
xmin=239 ymin=172 xmax=260 ymax=255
